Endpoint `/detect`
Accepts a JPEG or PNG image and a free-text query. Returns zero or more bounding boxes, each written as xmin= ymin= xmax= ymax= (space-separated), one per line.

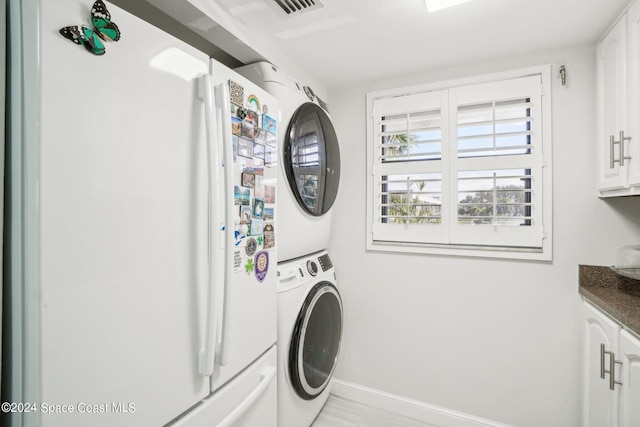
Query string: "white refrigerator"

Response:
xmin=5 ymin=0 xmax=279 ymax=426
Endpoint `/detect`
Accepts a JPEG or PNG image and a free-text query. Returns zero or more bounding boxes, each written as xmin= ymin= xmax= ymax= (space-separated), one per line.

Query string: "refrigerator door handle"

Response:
xmin=198 ymin=73 xmax=221 ymax=376
xmin=214 ymin=82 xmax=235 ymax=366
xmin=216 ymin=366 xmax=277 ymax=427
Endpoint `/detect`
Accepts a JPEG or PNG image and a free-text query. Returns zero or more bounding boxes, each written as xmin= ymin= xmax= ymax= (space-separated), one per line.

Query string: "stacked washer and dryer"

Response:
xmin=236 ymin=62 xmax=343 ymax=427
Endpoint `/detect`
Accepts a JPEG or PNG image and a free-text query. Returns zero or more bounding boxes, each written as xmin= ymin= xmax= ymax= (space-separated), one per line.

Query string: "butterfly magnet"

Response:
xmin=60 ymin=0 xmax=121 ymax=56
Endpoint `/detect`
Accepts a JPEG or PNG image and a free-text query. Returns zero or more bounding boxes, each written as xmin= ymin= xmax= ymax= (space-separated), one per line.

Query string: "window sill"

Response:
xmin=366 ymin=239 xmax=552 ymax=261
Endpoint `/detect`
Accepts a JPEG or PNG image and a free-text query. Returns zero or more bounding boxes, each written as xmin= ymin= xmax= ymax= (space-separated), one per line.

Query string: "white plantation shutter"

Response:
xmin=371 ymin=90 xmax=449 ymax=244
xmin=367 ymin=68 xmax=551 ymax=259
xmin=449 ymin=76 xmax=545 ymax=247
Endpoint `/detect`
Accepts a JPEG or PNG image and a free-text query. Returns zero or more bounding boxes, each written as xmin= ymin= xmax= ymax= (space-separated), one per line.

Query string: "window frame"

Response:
xmin=365 ymin=65 xmax=552 ymax=261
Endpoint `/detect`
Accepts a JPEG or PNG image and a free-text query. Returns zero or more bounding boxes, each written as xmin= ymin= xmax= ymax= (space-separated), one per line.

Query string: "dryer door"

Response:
xmin=289 ymin=282 xmax=343 ymax=400
xmin=284 ymin=103 xmax=341 ymax=216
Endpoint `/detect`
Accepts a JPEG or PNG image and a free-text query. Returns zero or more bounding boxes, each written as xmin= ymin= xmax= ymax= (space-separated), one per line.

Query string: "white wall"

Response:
xmin=327 ymin=45 xmax=640 ymax=427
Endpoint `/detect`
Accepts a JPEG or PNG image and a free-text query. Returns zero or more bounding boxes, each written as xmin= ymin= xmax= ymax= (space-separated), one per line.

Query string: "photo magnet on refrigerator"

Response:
xmin=263 ymin=223 xmax=275 ymax=249
xmin=263 ymin=115 xmax=277 ymax=135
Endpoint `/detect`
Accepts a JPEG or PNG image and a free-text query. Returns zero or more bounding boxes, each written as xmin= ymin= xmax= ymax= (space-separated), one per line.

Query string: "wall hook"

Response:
xmin=559 ymin=65 xmax=567 ymax=86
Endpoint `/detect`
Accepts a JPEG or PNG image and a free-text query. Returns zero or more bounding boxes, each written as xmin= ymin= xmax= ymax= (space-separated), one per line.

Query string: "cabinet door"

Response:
xmin=620 ymin=330 xmax=640 ymax=427
xmin=627 ymin=2 xmax=640 ymax=187
xmin=597 ymin=15 xmax=629 ymax=192
xmin=583 ymin=303 xmax=622 ymax=427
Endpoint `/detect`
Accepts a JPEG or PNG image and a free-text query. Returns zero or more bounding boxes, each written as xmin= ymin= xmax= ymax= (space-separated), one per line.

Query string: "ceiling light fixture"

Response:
xmin=425 ymin=0 xmax=474 ymax=12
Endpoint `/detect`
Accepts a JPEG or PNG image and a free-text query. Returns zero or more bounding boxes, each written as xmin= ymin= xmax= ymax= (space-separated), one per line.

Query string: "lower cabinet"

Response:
xmin=620 ymin=330 xmax=640 ymax=427
xmin=583 ymin=301 xmax=640 ymax=427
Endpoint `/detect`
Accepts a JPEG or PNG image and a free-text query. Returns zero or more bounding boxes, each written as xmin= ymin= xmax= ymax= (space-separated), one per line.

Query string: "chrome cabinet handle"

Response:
xmin=601 ymin=343 xmax=623 ymax=390
xmin=610 ymin=135 xmax=616 ymax=169
xmin=601 ymin=343 xmax=606 ymax=379
xmin=607 ymin=349 xmax=623 ymax=391
xmin=620 ymin=130 xmax=632 ymax=167
xmin=609 ymin=131 xmax=632 ymax=168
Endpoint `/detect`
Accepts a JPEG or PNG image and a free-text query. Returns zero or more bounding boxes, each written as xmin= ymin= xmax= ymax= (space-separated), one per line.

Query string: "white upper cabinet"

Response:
xmin=626 ymin=2 xmax=640 ymax=187
xmin=597 ymin=14 xmax=627 ymax=192
xmin=597 ymin=1 xmax=640 ymax=196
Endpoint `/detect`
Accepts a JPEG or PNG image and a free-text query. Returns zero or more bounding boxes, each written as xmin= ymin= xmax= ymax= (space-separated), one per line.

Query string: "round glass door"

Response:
xmin=289 ymin=282 xmax=343 ymax=400
xmin=284 ymin=103 xmax=341 ymax=216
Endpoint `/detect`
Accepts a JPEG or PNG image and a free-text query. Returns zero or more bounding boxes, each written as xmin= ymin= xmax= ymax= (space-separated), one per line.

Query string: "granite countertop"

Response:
xmin=579 ymin=265 xmax=640 ymax=336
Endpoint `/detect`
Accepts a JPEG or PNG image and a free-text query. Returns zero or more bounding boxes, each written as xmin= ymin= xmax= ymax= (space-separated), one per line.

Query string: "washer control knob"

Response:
xmin=307 ymin=260 xmax=318 ymax=277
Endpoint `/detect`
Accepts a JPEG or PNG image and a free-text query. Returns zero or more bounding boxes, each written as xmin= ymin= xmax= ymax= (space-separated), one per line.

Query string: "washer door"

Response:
xmin=284 ymin=103 xmax=341 ymax=217
xmin=289 ymin=282 xmax=343 ymax=400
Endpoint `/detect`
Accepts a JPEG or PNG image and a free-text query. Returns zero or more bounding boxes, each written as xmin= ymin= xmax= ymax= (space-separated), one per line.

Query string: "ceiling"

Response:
xmin=204 ymin=0 xmax=629 ymax=89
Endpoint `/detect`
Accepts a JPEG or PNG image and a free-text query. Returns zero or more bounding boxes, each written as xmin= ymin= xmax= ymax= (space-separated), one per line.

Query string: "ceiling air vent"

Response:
xmin=271 ymin=0 xmax=323 ymax=16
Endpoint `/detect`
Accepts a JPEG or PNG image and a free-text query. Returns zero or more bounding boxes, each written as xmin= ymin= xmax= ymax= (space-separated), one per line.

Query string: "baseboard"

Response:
xmin=330 ymin=379 xmax=513 ymax=427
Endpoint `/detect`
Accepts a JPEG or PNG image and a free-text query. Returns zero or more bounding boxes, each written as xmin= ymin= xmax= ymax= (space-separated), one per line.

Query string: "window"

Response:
xmin=366 ymin=66 xmax=552 ymax=260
